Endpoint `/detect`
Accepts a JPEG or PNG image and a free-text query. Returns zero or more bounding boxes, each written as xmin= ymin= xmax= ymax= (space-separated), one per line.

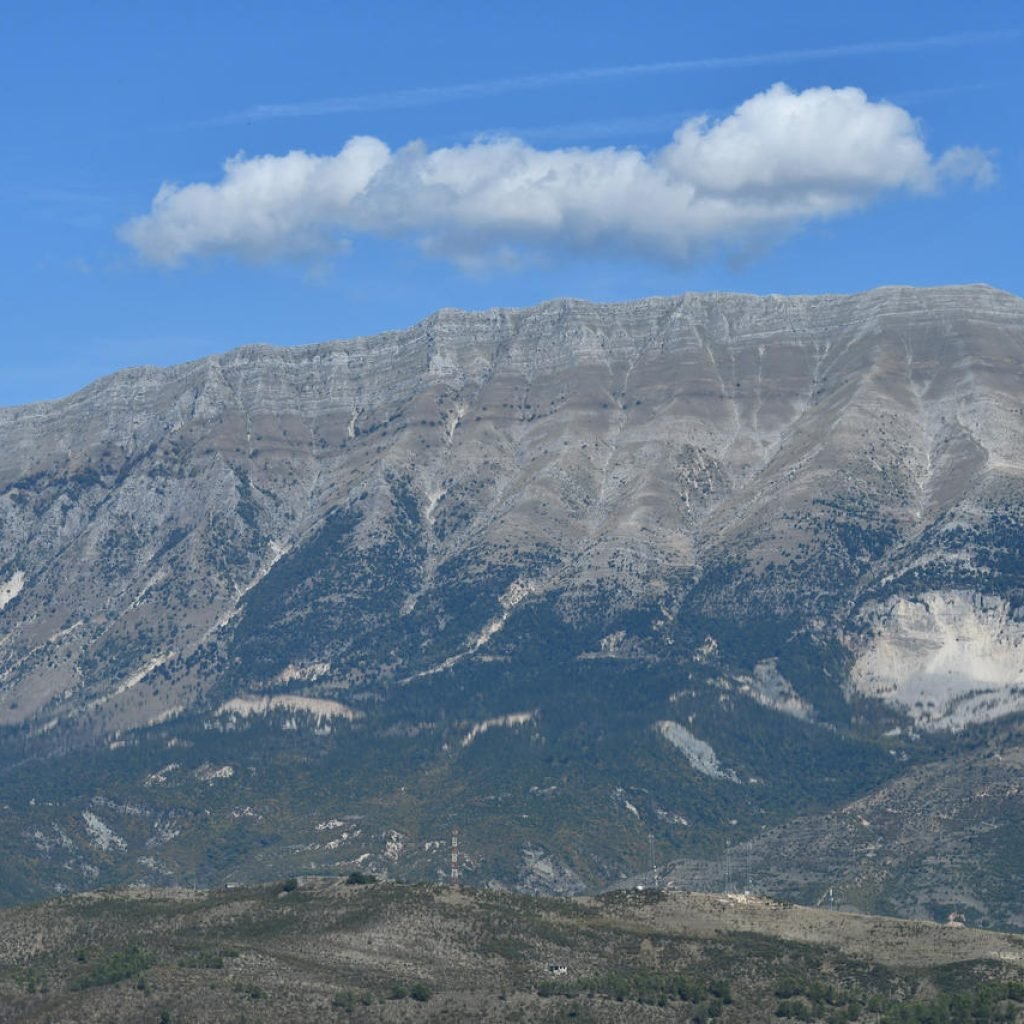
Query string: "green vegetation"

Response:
xmin=773 ymin=977 xmax=1024 ymax=1024
xmin=0 ymin=881 xmax=1022 ymax=1022
xmin=68 ymin=946 xmax=154 ymax=990
xmin=344 ymin=871 xmax=378 ymax=885
xmin=409 ymin=981 xmax=432 ymax=1002
xmin=2 ymin=476 xmax=1023 ymax=929
xmin=536 ymin=968 xmax=731 ymax=1009
xmin=176 ymin=949 xmax=228 ymax=969
xmin=331 ymin=989 xmax=356 ymax=1010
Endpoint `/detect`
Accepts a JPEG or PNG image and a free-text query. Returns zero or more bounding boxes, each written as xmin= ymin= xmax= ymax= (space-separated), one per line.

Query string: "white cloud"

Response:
xmin=122 ymin=83 xmax=995 ymax=269
xmin=935 ymin=145 xmax=998 ymax=188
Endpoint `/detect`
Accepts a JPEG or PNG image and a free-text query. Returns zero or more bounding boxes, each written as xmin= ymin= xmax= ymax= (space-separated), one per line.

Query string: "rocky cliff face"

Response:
xmin=2 ymin=284 xmax=1021 ymax=737
xmin=1 ymin=284 xmax=1023 ymax=913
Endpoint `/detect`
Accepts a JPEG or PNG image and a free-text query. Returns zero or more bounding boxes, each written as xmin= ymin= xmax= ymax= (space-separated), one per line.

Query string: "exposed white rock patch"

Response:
xmin=612 ymin=786 xmax=645 ymax=819
xmin=694 ymin=636 xmax=719 ymax=663
xmin=0 ymin=619 xmax=83 ymax=693
xmin=445 ymin=402 xmax=466 ymax=443
xmin=655 ymin=809 xmax=689 ymax=826
xmin=714 ymin=659 xmax=814 ymax=720
xmin=315 ymin=818 xmax=362 ymax=844
xmin=195 ymin=763 xmax=234 ymax=782
xmin=405 ymin=579 xmax=541 ymax=682
xmin=383 ymin=829 xmax=404 ymax=862
xmin=518 ymin=845 xmax=586 ymax=896
xmin=205 ymin=538 xmax=290 ymax=639
xmin=0 ymin=570 xmax=25 ymax=611
xmin=274 ymin=662 xmax=331 ymax=685
xmin=422 ymin=485 xmax=446 ymax=528
xmin=82 ymin=811 xmax=127 ymax=852
xmin=460 ymin=710 xmax=536 ymax=748
xmin=851 ymin=591 xmax=1024 ymax=729
xmin=114 ymin=654 xmax=174 ymax=696
xmin=655 ymin=720 xmax=740 ymax=782
xmin=216 ymin=695 xmax=362 ymax=723
xmin=144 ymin=763 xmax=180 ymax=787
xmin=29 ymin=825 xmax=75 ymax=854
xmin=499 ymin=579 xmax=539 ymax=611
xmin=316 ymin=819 xmax=348 ymax=832
xmin=147 ymin=820 xmax=181 ymax=846
xmin=128 ymin=568 xmax=169 ymax=609
xmin=146 ymin=705 xmax=184 ymax=727
xmin=600 ymin=630 xmax=626 ymax=655
xmin=137 ymin=855 xmax=174 ymax=876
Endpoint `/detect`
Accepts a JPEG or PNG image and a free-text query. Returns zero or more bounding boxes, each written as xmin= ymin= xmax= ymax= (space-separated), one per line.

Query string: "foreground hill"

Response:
xmin=3 ymin=880 xmax=1024 ymax=1023
xmin=0 ymin=285 xmax=1023 ymax=921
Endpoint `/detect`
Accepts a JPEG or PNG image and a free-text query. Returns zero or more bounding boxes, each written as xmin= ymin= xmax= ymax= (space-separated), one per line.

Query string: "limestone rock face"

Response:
xmin=851 ymin=592 xmax=1024 ymax=728
xmin=0 ymin=284 xmax=1022 ymax=739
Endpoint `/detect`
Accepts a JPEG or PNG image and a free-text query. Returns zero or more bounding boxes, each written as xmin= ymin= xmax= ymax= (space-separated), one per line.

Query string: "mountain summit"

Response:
xmin=1 ymin=285 xmax=1023 ymax=921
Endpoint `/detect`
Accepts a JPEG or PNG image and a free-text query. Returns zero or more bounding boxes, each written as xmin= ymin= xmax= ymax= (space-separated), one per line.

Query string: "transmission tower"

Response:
xmin=450 ymin=826 xmax=460 ymax=886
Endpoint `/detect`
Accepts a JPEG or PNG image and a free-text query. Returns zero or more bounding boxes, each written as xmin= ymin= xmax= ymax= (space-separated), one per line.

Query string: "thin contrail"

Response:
xmin=220 ymin=29 xmax=1015 ymax=123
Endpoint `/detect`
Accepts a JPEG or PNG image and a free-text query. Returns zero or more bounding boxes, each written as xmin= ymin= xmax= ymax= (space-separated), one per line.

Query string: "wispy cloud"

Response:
xmin=0 ymin=183 xmax=111 ymax=206
xmin=124 ymin=84 xmax=996 ymax=271
xmin=220 ymin=30 xmax=1014 ymax=123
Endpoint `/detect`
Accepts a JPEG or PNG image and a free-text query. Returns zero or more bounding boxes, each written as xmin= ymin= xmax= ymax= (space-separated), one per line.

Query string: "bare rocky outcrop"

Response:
xmin=851 ymin=591 xmax=1024 ymax=728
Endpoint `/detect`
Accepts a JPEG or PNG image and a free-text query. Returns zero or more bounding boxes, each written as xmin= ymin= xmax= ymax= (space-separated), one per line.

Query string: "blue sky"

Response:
xmin=1 ymin=0 xmax=1020 ymax=406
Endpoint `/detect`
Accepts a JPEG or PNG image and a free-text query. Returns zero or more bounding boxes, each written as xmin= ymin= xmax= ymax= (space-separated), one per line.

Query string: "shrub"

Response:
xmin=409 ymin=982 xmax=432 ymax=1002
xmin=69 ymin=948 xmax=154 ymax=991
xmin=345 ymin=871 xmax=378 ymax=885
xmin=331 ymin=990 xmax=355 ymax=1010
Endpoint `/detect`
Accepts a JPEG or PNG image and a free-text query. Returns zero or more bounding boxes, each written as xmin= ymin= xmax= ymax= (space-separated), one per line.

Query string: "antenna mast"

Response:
xmin=450 ymin=826 xmax=460 ymax=886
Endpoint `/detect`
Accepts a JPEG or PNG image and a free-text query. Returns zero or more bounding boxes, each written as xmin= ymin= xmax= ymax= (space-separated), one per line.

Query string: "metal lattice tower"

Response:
xmin=450 ymin=826 xmax=460 ymax=886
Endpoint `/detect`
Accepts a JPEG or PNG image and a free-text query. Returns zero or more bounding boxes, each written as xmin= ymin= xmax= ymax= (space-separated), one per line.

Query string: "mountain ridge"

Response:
xmin=1 ymin=283 xmax=1023 ymax=918
xmin=2 ymin=283 xmax=1017 ymax=420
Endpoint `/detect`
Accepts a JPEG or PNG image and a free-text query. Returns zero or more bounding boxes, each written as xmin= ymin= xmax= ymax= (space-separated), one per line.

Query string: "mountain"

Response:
xmin=4 ymin=879 xmax=1024 ymax=1023
xmin=1 ymin=284 xmax=1023 ymax=921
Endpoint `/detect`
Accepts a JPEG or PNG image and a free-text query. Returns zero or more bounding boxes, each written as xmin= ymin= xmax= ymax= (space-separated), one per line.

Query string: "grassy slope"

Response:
xmin=2 ymin=881 xmax=1024 ymax=1023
